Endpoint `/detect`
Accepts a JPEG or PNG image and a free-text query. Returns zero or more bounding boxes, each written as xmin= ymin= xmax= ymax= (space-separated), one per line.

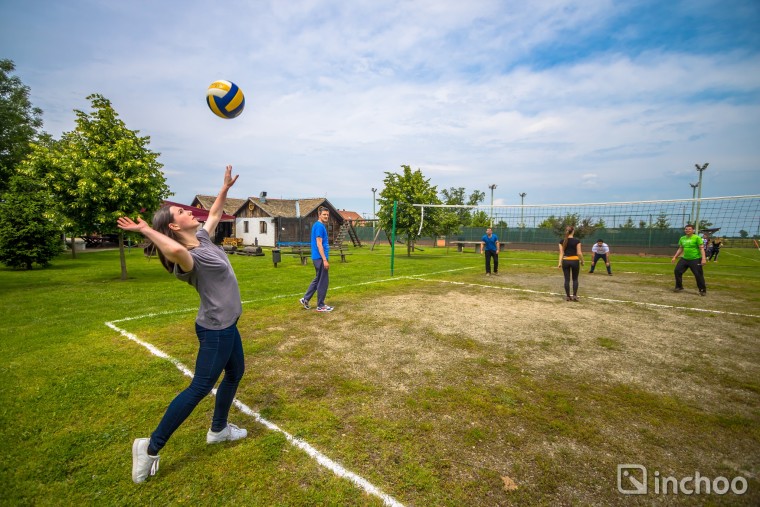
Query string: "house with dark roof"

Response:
xmin=191 ymin=193 xmax=344 ymax=247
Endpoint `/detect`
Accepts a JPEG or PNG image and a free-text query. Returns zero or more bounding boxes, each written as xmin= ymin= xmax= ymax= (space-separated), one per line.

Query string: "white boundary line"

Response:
xmin=105 ymin=267 xmax=473 ymax=505
xmin=105 ymin=321 xmax=403 ymax=507
xmin=412 ymin=278 xmax=760 ymax=319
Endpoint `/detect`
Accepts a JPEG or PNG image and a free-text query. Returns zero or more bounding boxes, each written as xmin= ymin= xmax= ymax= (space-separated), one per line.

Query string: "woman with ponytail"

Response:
xmin=118 ymin=165 xmax=248 ymax=483
xmin=557 ymin=225 xmax=584 ymax=301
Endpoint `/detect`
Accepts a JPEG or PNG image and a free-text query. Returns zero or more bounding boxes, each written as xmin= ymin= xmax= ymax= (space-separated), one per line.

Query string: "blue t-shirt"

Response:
xmin=310 ymin=221 xmax=329 ymax=260
xmin=481 ymin=233 xmax=499 ymax=252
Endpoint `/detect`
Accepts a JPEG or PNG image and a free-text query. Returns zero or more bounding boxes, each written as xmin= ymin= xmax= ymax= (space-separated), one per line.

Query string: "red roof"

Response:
xmin=338 ymin=210 xmax=363 ymax=222
xmin=162 ymin=201 xmax=236 ymax=222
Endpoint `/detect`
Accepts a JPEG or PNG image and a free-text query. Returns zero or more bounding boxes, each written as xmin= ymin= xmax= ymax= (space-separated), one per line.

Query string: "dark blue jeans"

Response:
xmin=304 ymin=259 xmax=329 ymax=307
xmin=590 ymin=253 xmax=611 ymax=273
xmin=149 ymin=320 xmax=245 ymax=453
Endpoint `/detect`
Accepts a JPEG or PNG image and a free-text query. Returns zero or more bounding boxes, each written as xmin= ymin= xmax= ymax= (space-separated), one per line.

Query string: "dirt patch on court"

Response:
xmin=279 ymin=276 xmax=759 ymax=416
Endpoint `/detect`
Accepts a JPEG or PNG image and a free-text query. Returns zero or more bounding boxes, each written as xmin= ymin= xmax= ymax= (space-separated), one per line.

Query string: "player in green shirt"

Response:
xmin=671 ymin=224 xmax=707 ymax=295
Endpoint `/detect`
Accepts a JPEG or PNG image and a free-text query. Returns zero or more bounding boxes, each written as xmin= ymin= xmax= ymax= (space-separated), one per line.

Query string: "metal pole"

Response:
xmin=371 ymin=187 xmax=377 ymax=238
xmin=390 ymin=200 xmax=397 ymax=276
xmin=488 ymin=184 xmax=497 ymax=227
xmin=694 ymin=163 xmax=709 ymax=234
xmin=689 ymin=182 xmax=699 ymax=224
xmin=519 ymin=192 xmax=526 ymax=242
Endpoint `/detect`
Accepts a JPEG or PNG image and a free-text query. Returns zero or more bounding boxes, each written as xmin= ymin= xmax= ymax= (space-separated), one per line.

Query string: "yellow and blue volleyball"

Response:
xmin=206 ymin=80 xmax=245 ymax=119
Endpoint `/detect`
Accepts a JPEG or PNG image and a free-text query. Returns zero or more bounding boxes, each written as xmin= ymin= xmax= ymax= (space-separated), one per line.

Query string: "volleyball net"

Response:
xmin=405 ymin=195 xmax=760 ymax=250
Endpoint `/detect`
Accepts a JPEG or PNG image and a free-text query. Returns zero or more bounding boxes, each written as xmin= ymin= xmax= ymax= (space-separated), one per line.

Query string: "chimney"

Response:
xmin=259 ymin=191 xmax=267 ymax=203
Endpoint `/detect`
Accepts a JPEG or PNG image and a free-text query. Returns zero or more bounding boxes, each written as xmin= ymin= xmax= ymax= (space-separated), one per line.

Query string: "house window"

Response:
xmin=260 ymin=221 xmax=268 ymax=234
xmin=244 ymin=221 xmax=249 ymax=233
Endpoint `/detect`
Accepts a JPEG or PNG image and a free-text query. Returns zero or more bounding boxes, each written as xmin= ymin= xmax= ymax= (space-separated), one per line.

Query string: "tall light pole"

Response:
xmin=488 ymin=184 xmax=497 ymax=227
xmin=518 ymin=192 xmax=527 ymax=242
xmin=694 ymin=163 xmax=709 ymax=234
xmin=371 ymin=187 xmax=377 ymax=236
xmin=689 ymin=182 xmax=699 ymax=225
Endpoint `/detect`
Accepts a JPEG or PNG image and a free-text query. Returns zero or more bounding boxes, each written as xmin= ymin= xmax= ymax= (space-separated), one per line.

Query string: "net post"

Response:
xmin=390 ymin=201 xmax=397 ymax=276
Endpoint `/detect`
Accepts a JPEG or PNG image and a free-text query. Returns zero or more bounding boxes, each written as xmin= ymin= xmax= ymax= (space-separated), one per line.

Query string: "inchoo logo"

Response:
xmin=618 ymin=464 xmax=647 ymax=494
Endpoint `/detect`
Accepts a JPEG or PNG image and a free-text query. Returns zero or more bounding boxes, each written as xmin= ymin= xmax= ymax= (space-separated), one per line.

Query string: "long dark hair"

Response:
xmin=562 ymin=226 xmax=575 ymax=250
xmin=149 ymin=206 xmax=180 ymax=273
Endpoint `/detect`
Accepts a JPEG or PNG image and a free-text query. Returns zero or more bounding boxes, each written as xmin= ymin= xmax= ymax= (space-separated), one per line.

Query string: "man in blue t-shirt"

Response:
xmin=480 ymin=227 xmax=500 ymax=275
xmin=300 ymin=206 xmax=334 ymax=312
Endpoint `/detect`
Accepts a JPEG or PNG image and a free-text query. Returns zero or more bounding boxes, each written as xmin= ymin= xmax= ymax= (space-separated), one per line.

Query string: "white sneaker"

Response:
xmin=132 ymin=438 xmax=159 ymax=484
xmin=207 ymin=423 xmax=248 ymax=444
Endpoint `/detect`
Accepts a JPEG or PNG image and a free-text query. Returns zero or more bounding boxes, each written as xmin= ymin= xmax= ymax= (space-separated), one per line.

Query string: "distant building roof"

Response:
xmin=163 ymin=200 xmax=235 ymax=222
xmin=193 ymin=195 xmax=342 ymax=220
xmin=338 ymin=210 xmax=363 ymax=222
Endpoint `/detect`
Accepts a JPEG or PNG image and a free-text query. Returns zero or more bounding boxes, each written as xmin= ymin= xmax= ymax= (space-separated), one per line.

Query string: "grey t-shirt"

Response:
xmin=174 ymin=229 xmax=242 ymax=330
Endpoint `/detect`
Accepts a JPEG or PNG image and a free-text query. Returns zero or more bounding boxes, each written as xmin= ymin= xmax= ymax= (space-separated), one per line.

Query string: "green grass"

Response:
xmin=1 ymin=245 xmax=759 ymax=505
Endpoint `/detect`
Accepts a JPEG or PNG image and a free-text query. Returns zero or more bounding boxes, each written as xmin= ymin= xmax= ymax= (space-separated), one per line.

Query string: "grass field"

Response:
xmin=1 ymin=245 xmax=759 ymax=506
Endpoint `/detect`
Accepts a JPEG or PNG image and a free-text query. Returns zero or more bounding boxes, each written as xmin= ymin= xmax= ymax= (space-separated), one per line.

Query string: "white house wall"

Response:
xmin=236 ymin=217 xmax=275 ymax=247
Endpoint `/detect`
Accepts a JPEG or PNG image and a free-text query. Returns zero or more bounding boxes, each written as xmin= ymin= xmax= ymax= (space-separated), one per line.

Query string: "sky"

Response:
xmin=2 ymin=0 xmax=759 ymax=217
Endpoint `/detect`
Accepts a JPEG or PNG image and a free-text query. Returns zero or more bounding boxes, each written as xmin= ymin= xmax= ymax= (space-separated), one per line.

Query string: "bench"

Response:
xmin=448 ymin=241 xmax=508 ymax=253
xmin=449 ymin=241 xmax=483 ymax=253
xmin=333 ymin=245 xmax=352 ymax=263
xmin=283 ymin=246 xmax=312 ymax=265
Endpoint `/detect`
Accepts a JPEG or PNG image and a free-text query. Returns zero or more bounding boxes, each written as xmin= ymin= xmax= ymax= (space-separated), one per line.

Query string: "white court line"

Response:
xmin=105 ymin=320 xmax=404 ymax=507
xmin=105 ymin=267 xmax=475 ymax=504
xmin=413 ymin=277 xmax=760 ymax=319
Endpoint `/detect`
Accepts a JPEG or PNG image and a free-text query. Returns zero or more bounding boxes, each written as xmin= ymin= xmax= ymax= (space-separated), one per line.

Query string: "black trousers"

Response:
xmin=590 ymin=253 xmax=611 ymax=273
xmin=485 ymin=250 xmax=498 ymax=273
xmin=562 ymin=259 xmax=580 ymax=296
xmin=674 ymin=258 xmax=706 ymax=292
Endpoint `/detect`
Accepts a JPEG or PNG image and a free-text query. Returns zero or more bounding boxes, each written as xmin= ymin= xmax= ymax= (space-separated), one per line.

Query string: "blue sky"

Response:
xmin=2 ymin=0 xmax=759 ymax=217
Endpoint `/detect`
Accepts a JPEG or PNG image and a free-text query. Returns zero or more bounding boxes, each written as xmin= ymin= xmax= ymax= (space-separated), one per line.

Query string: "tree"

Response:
xmin=739 ymin=230 xmax=748 ymax=238
xmin=654 ymin=212 xmax=670 ymax=230
xmin=26 ymin=94 xmax=171 ymax=279
xmin=620 ymin=217 xmax=635 ymax=229
xmin=539 ymin=213 xmax=596 ymax=239
xmin=378 ymin=165 xmax=441 ymax=256
xmin=0 ymin=59 xmax=43 ymax=194
xmin=0 ymin=172 xmax=63 ymax=269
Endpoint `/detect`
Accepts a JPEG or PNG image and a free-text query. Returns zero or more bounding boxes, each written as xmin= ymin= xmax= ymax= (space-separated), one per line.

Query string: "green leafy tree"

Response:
xmin=639 ymin=220 xmax=647 ymax=229
xmin=440 ymin=187 xmax=470 ymax=227
xmin=0 ymin=59 xmax=43 ymax=194
xmin=739 ymin=229 xmax=748 ymax=238
xmin=654 ymin=212 xmax=670 ymax=230
xmin=0 ymin=172 xmax=63 ymax=269
xmin=539 ymin=213 xmax=596 ymax=239
xmin=26 ymin=94 xmax=171 ymax=279
xmin=378 ymin=165 xmax=441 ymax=256
xmin=620 ymin=217 xmax=635 ymax=229
xmin=471 ymin=210 xmax=491 ymax=227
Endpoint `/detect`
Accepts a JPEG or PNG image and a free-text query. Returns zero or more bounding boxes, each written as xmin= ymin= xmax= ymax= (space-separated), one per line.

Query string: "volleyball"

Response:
xmin=206 ymin=80 xmax=245 ymax=119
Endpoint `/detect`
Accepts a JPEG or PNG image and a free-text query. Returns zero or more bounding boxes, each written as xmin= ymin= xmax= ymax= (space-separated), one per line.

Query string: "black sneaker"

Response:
xmin=699 ymin=291 xmax=706 ymax=297
xmin=299 ymin=298 xmax=310 ymax=310
xmin=673 ymin=287 xmax=684 ymax=292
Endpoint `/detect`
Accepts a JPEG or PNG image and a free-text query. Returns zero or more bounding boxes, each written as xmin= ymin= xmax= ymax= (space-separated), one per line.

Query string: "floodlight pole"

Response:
xmin=519 ymin=192 xmax=527 ymax=242
xmin=488 ymin=184 xmax=497 ymax=227
xmin=694 ymin=163 xmax=709 ymax=234
xmin=689 ymin=183 xmax=699 ymax=224
xmin=371 ymin=187 xmax=377 ymax=237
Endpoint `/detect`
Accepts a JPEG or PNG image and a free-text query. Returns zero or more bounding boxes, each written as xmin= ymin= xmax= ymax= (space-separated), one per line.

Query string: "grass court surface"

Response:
xmin=1 ymin=245 xmax=758 ymax=505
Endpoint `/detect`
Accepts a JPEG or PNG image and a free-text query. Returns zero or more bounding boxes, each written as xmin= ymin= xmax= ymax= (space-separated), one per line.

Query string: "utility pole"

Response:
xmin=488 ymin=184 xmax=497 ymax=227
xmin=689 ymin=182 xmax=699 ymax=224
xmin=371 ymin=187 xmax=377 ymax=237
xmin=694 ymin=163 xmax=709 ymax=234
xmin=519 ymin=192 xmax=527 ymax=243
